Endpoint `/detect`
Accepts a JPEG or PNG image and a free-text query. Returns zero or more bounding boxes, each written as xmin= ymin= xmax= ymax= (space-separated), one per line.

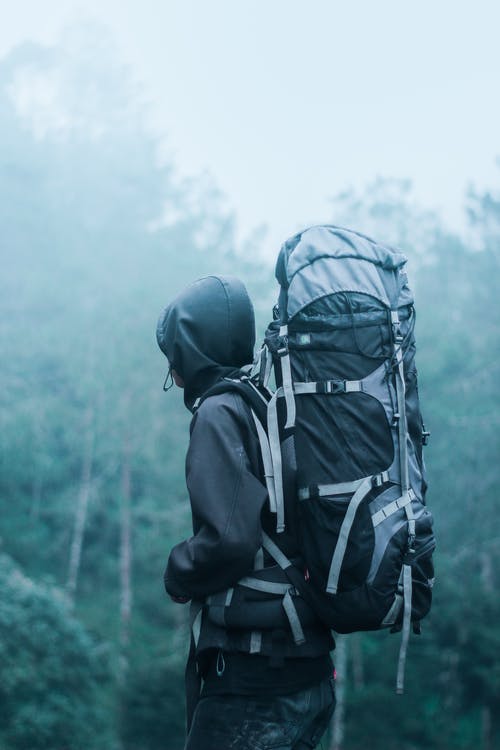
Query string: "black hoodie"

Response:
xmin=156 ymin=275 xmax=333 ymax=682
xmin=156 ymin=275 xmax=255 ymax=411
xmin=157 ymin=275 xmax=267 ymax=598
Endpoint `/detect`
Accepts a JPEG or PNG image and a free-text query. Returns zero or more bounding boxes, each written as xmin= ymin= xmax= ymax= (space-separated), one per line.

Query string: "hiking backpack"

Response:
xmin=245 ymin=224 xmax=436 ymax=692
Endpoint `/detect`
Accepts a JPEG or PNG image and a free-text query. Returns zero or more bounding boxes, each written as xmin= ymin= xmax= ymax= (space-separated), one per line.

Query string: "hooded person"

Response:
xmin=156 ymin=275 xmax=335 ymax=750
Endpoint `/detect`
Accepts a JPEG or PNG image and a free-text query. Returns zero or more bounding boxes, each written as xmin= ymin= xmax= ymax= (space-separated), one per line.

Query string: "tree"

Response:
xmin=326 ymin=176 xmax=500 ymax=750
xmin=0 ymin=553 xmax=115 ymax=750
xmin=0 ymin=26 xmax=261 ymax=749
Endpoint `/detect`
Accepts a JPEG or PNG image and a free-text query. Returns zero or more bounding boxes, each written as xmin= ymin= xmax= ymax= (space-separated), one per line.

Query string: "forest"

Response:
xmin=1 ymin=34 xmax=499 ymax=750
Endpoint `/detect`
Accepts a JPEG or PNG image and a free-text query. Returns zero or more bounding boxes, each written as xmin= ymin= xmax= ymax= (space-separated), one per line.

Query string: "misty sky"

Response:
xmin=2 ymin=1 xmax=499 ymax=255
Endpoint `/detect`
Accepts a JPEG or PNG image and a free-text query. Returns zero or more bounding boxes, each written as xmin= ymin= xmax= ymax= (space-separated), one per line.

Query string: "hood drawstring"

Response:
xmin=163 ymin=365 xmax=174 ymax=392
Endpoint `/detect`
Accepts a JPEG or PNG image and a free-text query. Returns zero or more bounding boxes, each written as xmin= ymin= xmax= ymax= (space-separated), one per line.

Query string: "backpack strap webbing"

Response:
xmin=326 ymin=475 xmax=376 ymax=595
xmin=391 ymin=310 xmax=415 ymax=694
xmin=277 ymin=324 xmax=296 ymax=429
xmin=197 ymin=377 xmax=285 ymax=528
xmin=391 ymin=310 xmax=409 ymax=492
xmin=255 ymin=532 xmax=306 ymax=645
xmin=196 ymin=377 xmax=269 ymax=425
xmin=267 ymin=387 xmax=286 ymax=532
xmin=396 ymin=563 xmax=413 ymax=694
xmin=185 ymin=599 xmax=204 ymax=732
xmin=251 ymin=410 xmax=278 ymax=514
xmin=197 ymin=377 xmax=313 ymax=645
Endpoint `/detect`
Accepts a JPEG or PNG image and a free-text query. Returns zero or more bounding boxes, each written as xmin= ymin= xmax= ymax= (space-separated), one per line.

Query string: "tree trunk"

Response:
xmin=351 ymin=633 xmax=365 ymax=691
xmin=480 ymin=551 xmax=493 ymax=750
xmin=329 ymin=635 xmax=348 ymax=750
xmin=66 ymin=406 xmax=94 ymax=601
xmin=481 ymin=705 xmax=492 ymax=750
xmin=119 ymin=428 xmax=133 ymax=678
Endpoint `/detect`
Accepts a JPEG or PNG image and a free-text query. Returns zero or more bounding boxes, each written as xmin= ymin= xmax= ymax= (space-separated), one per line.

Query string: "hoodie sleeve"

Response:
xmin=164 ymin=393 xmax=268 ymax=600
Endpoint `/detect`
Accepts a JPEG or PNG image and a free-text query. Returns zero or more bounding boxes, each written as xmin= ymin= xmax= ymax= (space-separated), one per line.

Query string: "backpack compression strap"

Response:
xmin=195 ymin=378 xmax=287 ymax=537
xmin=196 ymin=376 xmax=315 ymax=646
xmin=391 ymin=309 xmax=415 ymax=694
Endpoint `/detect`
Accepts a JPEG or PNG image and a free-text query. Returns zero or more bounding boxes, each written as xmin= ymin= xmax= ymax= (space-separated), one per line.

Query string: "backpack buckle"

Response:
xmin=307 ymin=484 xmax=319 ymax=499
xmin=391 ymin=311 xmax=403 ymax=342
xmin=317 ymin=380 xmax=344 ymax=394
xmin=276 ymin=336 xmax=288 ymax=357
xmin=372 ymin=472 xmax=388 ymax=488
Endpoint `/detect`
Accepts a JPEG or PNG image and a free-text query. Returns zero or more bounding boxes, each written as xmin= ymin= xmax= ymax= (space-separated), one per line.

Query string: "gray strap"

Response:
xmin=381 ymin=592 xmax=404 ymax=627
xmin=267 ymin=388 xmax=285 ymax=533
xmin=396 ymin=564 xmax=413 ymax=694
xmin=371 ymin=490 xmax=414 ymax=528
xmin=251 ymin=409 xmax=277 ymax=514
xmin=238 ymin=576 xmax=291 ymax=595
xmin=249 ymin=348 xmax=263 ymax=381
xmin=282 ymin=589 xmax=306 ymax=645
xmin=261 ymin=531 xmax=293 ymax=570
xmin=298 ymin=472 xmax=388 ymax=501
xmin=253 ymin=547 xmax=265 ymax=571
xmin=246 ymin=379 xmax=269 ymax=406
xmin=292 ymin=380 xmax=362 ymax=395
xmin=279 ymin=325 xmax=296 ymax=429
xmin=190 ymin=600 xmax=203 ymax=648
xmin=404 ymin=489 xmax=416 ymax=542
xmin=263 ymin=346 xmax=273 ymax=389
xmin=299 ymin=476 xmax=367 ymax=501
xmin=326 ymin=476 xmax=373 ymax=594
xmin=290 ymin=382 xmax=317 ymax=395
xmin=392 ymin=311 xmax=409 ymax=491
xmin=206 ymin=587 xmax=234 ymax=608
xmin=345 ymin=380 xmax=363 ymax=393
xmin=395 ymin=361 xmax=409 ymax=491
xmin=249 ymin=630 xmax=262 ymax=653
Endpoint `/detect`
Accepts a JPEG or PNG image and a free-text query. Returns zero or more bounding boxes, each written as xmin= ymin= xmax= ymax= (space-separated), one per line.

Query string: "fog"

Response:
xmin=1 ymin=5 xmax=499 ymax=749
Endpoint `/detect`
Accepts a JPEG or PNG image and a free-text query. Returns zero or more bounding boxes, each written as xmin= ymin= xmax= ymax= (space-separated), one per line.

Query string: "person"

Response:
xmin=156 ymin=274 xmax=336 ymax=750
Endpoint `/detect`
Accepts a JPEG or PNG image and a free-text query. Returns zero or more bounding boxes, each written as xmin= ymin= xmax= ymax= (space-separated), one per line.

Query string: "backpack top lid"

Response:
xmin=275 ymin=225 xmax=412 ymax=321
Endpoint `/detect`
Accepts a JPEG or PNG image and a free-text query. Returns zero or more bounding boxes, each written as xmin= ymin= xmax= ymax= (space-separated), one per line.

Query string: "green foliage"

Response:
xmin=0 ymin=29 xmax=499 ymax=750
xmin=120 ymin=657 xmax=186 ymax=750
xmin=0 ymin=553 xmax=114 ymax=750
xmin=327 ymin=177 xmax=500 ymax=750
xmin=0 ymin=31 xmax=262 ymax=750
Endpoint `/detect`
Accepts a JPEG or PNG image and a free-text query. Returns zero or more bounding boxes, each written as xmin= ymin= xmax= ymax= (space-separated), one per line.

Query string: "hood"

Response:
xmin=156 ymin=275 xmax=256 ymax=411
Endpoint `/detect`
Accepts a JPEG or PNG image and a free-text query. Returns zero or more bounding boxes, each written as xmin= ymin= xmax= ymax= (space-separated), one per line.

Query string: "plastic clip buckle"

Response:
xmin=317 ymin=380 xmax=344 ymax=394
xmin=406 ymin=535 xmax=416 ymax=557
xmin=276 ymin=335 xmax=288 ymax=357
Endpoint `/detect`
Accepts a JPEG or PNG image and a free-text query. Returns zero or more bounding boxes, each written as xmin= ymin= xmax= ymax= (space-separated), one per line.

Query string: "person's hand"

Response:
xmin=170 ymin=595 xmax=190 ymax=604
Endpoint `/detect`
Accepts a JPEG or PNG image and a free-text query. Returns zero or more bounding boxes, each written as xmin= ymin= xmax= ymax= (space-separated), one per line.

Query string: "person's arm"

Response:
xmin=164 ymin=393 xmax=267 ymax=600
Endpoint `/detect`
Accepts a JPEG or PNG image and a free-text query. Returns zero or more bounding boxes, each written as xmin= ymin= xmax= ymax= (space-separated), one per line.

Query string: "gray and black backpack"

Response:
xmin=247 ymin=224 xmax=435 ymax=691
xmin=201 ymin=225 xmax=435 ymax=692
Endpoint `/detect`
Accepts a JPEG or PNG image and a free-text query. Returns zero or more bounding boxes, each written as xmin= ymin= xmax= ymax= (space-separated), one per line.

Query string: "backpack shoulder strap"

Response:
xmin=196 ymin=377 xmax=270 ymax=426
xmin=198 ymin=378 xmax=279 ymax=519
xmin=198 ymin=378 xmax=312 ymax=645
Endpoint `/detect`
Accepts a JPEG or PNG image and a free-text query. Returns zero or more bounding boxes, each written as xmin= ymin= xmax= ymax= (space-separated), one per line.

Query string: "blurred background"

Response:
xmin=1 ymin=2 xmax=499 ymax=749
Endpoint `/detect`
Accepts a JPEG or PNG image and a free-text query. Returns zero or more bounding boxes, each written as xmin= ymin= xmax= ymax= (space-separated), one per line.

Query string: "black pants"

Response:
xmin=185 ymin=676 xmax=336 ymax=750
